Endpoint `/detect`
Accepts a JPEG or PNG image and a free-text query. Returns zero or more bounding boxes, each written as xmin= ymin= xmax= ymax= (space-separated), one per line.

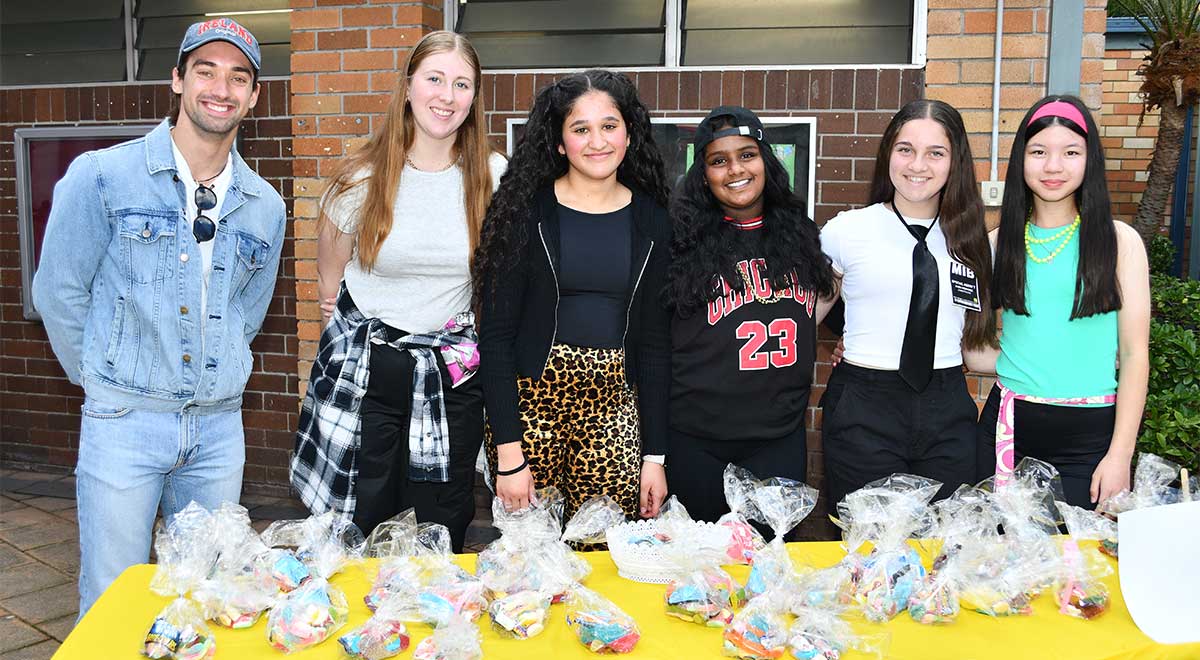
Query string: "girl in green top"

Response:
xmin=978 ymin=95 xmax=1150 ymax=509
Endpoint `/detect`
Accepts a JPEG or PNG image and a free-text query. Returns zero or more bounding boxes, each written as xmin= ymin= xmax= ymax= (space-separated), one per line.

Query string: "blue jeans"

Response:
xmin=75 ymin=398 xmax=244 ymax=616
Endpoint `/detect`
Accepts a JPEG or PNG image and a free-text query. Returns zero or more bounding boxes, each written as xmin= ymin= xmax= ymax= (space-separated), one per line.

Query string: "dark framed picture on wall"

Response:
xmin=506 ymin=115 xmax=818 ymax=220
xmin=15 ymin=124 xmax=157 ymax=320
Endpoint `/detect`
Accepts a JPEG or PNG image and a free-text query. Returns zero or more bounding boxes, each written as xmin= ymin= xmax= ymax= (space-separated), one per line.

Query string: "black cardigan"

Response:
xmin=478 ymin=185 xmax=671 ymax=455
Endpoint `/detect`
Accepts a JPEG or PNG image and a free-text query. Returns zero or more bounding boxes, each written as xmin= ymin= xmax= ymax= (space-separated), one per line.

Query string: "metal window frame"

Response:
xmin=0 ymin=3 xmax=293 ymax=89
xmin=505 ymin=115 xmax=819 ymax=220
xmin=462 ymin=0 xmax=927 ymax=74
xmin=15 ymin=124 xmax=159 ymax=320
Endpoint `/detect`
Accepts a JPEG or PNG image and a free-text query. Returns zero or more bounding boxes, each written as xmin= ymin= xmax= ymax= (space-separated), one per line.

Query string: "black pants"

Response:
xmin=665 ymin=423 xmax=808 ymax=532
xmin=976 ymin=384 xmax=1114 ymax=510
xmin=821 ymin=363 xmax=978 ymax=508
xmin=354 ymin=329 xmax=484 ymax=552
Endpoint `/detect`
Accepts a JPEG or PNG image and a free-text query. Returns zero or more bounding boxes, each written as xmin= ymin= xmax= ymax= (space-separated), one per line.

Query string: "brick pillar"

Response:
xmin=289 ymin=2 xmax=443 ymax=394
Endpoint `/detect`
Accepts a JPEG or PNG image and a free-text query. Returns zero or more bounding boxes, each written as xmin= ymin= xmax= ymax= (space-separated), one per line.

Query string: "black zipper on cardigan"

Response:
xmin=621 ymin=240 xmax=654 ymax=384
xmin=537 ymin=222 xmax=560 ymax=375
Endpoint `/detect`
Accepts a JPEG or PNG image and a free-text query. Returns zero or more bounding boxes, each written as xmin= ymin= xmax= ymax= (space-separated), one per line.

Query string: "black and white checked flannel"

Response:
xmin=290 ymin=286 xmax=478 ymax=517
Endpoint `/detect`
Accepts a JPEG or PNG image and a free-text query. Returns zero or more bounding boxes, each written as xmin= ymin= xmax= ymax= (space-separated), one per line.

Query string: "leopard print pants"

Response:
xmin=485 ymin=343 xmax=641 ymax=525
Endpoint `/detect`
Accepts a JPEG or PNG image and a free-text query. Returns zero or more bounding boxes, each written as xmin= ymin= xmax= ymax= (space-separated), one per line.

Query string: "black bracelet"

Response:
xmin=496 ymin=458 xmax=528 ymax=476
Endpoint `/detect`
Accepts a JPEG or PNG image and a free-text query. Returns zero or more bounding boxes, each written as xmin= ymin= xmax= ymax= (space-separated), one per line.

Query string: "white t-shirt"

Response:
xmin=171 ymin=138 xmax=233 ymax=320
xmin=820 ymin=202 xmax=967 ymax=370
xmin=330 ymin=152 xmax=508 ymax=333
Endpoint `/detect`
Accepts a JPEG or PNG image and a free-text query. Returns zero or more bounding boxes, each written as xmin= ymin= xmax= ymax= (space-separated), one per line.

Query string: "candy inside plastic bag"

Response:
xmin=142 ymin=598 xmax=216 ymax=660
xmin=832 ymin=474 xmax=938 ymax=622
xmin=412 ymin=614 xmax=483 ymax=660
xmin=718 ymin=464 xmax=767 ymax=564
xmin=149 ymin=502 xmax=219 ymax=598
xmin=661 ymin=503 xmax=745 ymax=626
xmin=564 ymin=584 xmax=641 ymax=654
xmin=742 ymin=469 xmax=819 ymax=603
xmin=1052 ymin=537 xmax=1111 ymax=620
xmin=723 ymin=597 xmax=788 ymax=659
xmin=263 ymin=513 xmax=362 ymax=653
xmin=788 ymin=606 xmax=888 ymax=660
xmin=143 ymin=502 xmax=221 ymax=660
xmin=488 ymin=589 xmax=552 ymax=639
xmin=337 ymin=598 xmax=412 ymax=660
xmin=266 ymin=576 xmax=351 ymax=653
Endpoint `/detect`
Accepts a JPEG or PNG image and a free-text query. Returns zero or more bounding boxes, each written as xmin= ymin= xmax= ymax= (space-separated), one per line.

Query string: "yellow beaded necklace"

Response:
xmin=1024 ymin=214 xmax=1080 ymax=264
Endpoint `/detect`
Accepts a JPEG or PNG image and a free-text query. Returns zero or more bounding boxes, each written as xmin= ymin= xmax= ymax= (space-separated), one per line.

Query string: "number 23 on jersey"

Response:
xmin=736 ymin=318 xmax=798 ymax=370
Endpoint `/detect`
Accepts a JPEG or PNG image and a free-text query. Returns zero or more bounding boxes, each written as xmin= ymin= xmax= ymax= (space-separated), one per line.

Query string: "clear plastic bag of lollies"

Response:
xmin=661 ymin=505 xmax=745 ymax=627
xmin=717 ymin=464 xmax=768 ymax=565
xmin=1051 ymin=537 xmax=1112 ymax=620
xmin=788 ymin=606 xmax=888 ymax=660
xmin=412 ymin=613 xmax=483 ymax=660
xmin=832 ymin=474 xmax=940 ymax=622
xmin=487 ymin=589 xmax=553 ymax=639
xmin=723 ymin=596 xmax=789 ymax=659
xmin=337 ymin=597 xmax=412 ymax=660
xmin=564 ymin=584 xmax=641 ymax=654
xmin=742 ymin=470 xmax=819 ymax=603
xmin=143 ymin=502 xmax=220 ymax=660
xmin=263 ymin=513 xmax=363 ymax=653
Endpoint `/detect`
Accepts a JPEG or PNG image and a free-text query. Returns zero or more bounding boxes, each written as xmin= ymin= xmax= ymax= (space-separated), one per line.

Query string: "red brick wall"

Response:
xmin=0 ymin=81 xmax=298 ymax=495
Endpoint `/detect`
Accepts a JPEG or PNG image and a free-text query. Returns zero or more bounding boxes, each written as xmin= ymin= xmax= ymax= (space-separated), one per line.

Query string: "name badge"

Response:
xmin=949 ymin=260 xmax=982 ymax=312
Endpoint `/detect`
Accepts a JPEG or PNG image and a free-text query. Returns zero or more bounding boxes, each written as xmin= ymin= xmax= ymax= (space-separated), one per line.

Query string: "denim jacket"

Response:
xmin=32 ymin=119 xmax=286 ymax=413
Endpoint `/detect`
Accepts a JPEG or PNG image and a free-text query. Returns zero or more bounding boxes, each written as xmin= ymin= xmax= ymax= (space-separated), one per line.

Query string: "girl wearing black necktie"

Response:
xmin=818 ymin=99 xmax=998 ymax=506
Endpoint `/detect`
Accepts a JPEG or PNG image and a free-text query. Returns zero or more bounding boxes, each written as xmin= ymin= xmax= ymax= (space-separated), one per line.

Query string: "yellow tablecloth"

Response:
xmin=54 ymin=541 xmax=1198 ymax=660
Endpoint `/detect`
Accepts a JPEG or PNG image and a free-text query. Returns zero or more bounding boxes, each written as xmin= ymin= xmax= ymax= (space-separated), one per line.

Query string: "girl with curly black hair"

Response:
xmin=472 ymin=69 xmax=671 ymax=521
xmin=663 ymin=106 xmax=838 ymax=523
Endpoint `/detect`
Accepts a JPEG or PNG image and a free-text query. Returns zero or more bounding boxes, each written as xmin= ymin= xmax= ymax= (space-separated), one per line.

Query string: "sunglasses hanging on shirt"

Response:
xmin=193 ymin=183 xmax=218 ymax=243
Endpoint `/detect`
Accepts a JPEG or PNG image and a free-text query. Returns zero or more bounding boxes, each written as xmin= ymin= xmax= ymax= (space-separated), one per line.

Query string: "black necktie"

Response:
xmin=892 ymin=202 xmax=939 ymax=392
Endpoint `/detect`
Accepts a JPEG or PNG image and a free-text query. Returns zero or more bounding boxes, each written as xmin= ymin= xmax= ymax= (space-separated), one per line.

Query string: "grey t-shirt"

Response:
xmin=330 ymin=152 xmax=507 ymax=333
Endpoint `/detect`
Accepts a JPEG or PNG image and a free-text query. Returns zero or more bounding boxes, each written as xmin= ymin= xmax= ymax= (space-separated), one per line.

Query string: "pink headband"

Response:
xmin=1027 ymin=100 xmax=1088 ymax=133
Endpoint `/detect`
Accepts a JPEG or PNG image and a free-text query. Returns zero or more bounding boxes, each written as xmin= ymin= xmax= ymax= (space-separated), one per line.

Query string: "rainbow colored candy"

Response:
xmin=266 ymin=580 xmax=350 ymax=653
xmin=489 ymin=590 xmax=551 ymax=639
xmin=723 ymin=611 xmax=786 ymax=659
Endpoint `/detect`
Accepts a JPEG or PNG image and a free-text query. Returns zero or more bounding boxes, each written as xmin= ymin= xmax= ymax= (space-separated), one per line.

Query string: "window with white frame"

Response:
xmin=451 ymin=0 xmax=922 ymax=70
xmin=0 ymin=0 xmax=290 ymax=87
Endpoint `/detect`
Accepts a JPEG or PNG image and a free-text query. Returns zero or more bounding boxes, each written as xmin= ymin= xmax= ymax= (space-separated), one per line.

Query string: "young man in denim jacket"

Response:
xmin=32 ymin=19 xmax=286 ymax=615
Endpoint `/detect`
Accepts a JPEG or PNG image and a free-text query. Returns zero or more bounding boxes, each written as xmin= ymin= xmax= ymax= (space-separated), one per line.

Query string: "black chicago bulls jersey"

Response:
xmin=670 ymin=257 xmax=818 ymax=441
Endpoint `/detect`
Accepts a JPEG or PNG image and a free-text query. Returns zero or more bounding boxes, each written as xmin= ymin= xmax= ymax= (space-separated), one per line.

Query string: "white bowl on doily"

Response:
xmin=604 ymin=519 xmax=733 ymax=584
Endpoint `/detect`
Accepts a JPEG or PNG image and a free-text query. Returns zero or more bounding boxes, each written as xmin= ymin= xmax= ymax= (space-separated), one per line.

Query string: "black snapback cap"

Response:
xmin=693 ymin=105 xmax=767 ymax=154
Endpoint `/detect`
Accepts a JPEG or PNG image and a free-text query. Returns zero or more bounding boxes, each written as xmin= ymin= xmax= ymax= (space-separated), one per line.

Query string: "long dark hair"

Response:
xmin=471 ymin=69 xmax=668 ymax=310
xmin=870 ymin=99 xmax=997 ymax=350
xmin=664 ymin=117 xmax=834 ymax=315
xmin=992 ymin=95 xmax=1119 ymax=318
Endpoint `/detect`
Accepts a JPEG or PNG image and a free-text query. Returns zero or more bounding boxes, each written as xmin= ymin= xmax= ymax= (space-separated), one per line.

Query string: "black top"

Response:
xmin=478 ymin=186 xmax=672 ymax=455
xmin=670 ymin=231 xmax=818 ymax=441
xmin=556 ymin=203 xmax=632 ymax=349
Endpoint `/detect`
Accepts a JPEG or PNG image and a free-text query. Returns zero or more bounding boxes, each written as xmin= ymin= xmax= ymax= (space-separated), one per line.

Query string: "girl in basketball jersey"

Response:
xmin=819 ymin=99 xmax=997 ymax=506
xmin=663 ymin=106 xmax=837 ymax=523
xmin=978 ymin=95 xmax=1149 ymax=509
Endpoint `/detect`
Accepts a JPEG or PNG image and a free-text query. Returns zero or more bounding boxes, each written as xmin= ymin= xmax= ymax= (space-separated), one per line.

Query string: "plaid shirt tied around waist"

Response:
xmin=290 ymin=286 xmax=480 ymax=518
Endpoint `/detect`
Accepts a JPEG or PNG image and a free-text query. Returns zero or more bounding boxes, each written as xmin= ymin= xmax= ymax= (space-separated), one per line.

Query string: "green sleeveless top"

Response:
xmin=996 ymin=222 xmax=1118 ymax=400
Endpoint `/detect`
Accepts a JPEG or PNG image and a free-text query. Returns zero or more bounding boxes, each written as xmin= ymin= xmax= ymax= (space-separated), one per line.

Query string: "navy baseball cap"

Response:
xmin=694 ymin=105 xmax=767 ymax=154
xmin=177 ymin=18 xmax=261 ymax=73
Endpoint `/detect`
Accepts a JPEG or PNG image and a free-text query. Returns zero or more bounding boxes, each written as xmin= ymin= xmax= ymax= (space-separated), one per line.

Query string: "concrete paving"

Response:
xmin=0 ymin=467 xmax=500 ymax=660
